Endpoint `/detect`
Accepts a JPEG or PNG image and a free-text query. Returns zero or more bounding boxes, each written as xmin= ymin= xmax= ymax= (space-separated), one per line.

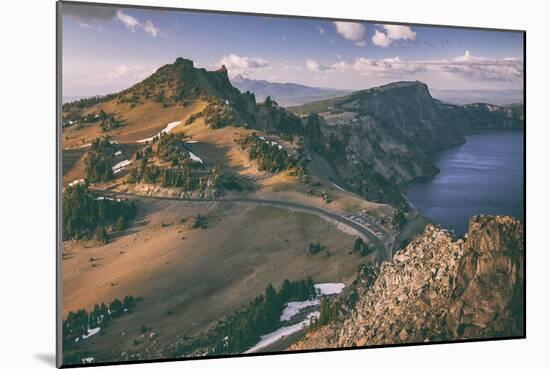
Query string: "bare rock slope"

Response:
xmin=291 ymin=215 xmax=524 ymax=350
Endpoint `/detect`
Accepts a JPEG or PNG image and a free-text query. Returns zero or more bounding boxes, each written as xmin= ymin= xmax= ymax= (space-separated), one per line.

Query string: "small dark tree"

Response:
xmin=114 ymin=215 xmax=125 ymax=232
xmin=308 ymin=242 xmax=321 ymax=255
xmin=96 ymin=226 xmax=109 ymax=244
xmin=392 ymin=209 xmax=407 ymax=229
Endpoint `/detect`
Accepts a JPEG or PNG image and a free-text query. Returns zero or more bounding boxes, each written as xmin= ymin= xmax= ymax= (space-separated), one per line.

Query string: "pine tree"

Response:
xmin=96 ymin=226 xmax=108 ymax=244
xmin=114 ymin=215 xmax=125 ymax=232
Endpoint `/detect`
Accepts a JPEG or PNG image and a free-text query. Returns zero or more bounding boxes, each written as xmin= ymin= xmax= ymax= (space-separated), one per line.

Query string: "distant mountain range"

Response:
xmin=230 ymin=75 xmax=351 ymax=107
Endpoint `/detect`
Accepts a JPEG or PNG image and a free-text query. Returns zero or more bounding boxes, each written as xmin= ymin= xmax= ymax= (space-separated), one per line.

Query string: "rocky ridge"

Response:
xmin=290 ymin=215 xmax=524 ymax=350
xmin=299 ymin=82 xmax=524 ymax=205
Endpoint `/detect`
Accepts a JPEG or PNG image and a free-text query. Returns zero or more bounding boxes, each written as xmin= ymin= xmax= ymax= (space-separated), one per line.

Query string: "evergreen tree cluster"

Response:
xmin=62 ymin=93 xmax=117 ymax=112
xmin=128 ymin=134 xmax=219 ymax=191
xmin=238 ymin=133 xmax=306 ymax=176
xmin=156 ymin=133 xmax=195 ymax=167
xmin=62 ymin=109 xmax=119 ymax=131
xmin=173 ymin=279 xmax=316 ymax=355
xmin=308 ymin=242 xmax=322 ymax=255
xmin=308 ymin=298 xmax=341 ymax=331
xmin=127 ymin=158 xmax=199 ymax=190
xmin=62 ymin=184 xmax=137 ymax=241
xmin=202 ymin=97 xmax=240 ymax=128
xmin=84 ymin=136 xmax=115 ymax=183
xmin=99 ymin=109 xmax=121 ymax=132
xmin=185 ymin=111 xmax=203 ymax=125
xmin=63 ymin=296 xmax=138 ymax=347
xmin=353 ymin=238 xmax=370 ymax=256
xmin=62 ymin=112 xmax=101 ymax=128
xmin=392 ymin=208 xmax=407 ymax=229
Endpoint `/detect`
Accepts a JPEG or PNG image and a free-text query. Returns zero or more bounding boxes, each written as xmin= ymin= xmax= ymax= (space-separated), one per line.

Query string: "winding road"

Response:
xmin=91 ymin=189 xmax=391 ymax=262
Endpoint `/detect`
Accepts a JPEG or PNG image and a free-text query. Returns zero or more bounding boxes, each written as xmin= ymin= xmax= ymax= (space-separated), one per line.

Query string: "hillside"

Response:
xmin=291 ymin=215 xmax=524 ymax=350
xmin=62 ymin=58 xmax=302 ymax=149
xmin=231 ymin=74 xmax=351 ymax=107
xmin=62 ymin=63 xmax=523 ymax=209
xmin=60 ymin=59 xmax=524 ymax=364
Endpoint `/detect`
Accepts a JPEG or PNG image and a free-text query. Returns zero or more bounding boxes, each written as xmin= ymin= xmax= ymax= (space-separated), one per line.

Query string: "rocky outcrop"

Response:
xmin=125 ymin=183 xmax=218 ymax=200
xmin=290 ymin=215 xmax=524 ymax=350
xmin=446 ymin=215 xmax=525 ymax=338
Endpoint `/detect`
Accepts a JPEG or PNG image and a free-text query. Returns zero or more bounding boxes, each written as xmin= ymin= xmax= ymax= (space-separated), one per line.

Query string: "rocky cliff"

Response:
xmin=298 ymin=82 xmax=524 ymax=205
xmin=290 ymin=215 xmax=524 ymax=350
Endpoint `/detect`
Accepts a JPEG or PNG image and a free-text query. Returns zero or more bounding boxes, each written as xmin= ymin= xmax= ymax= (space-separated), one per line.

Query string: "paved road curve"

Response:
xmin=92 ymin=189 xmax=390 ymax=262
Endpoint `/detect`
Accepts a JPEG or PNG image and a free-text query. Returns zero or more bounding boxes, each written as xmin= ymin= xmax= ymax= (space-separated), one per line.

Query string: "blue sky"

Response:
xmin=62 ymin=3 xmax=524 ymax=96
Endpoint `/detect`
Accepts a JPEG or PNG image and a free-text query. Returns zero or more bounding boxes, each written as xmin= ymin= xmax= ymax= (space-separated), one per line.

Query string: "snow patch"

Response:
xmin=95 ymin=196 xmax=120 ymax=202
xmin=332 ymin=183 xmax=346 ymax=192
xmin=244 ymin=312 xmax=319 ymax=353
xmin=112 ymin=160 xmax=132 ymax=174
xmin=188 ymin=151 xmax=203 ymax=164
xmin=82 ymin=327 xmax=100 ymax=340
xmin=280 ymin=300 xmax=320 ymax=321
xmin=279 ymin=283 xmax=346 ymax=322
xmin=137 ymin=121 xmax=181 ymax=143
xmin=315 ymin=283 xmax=345 ymax=295
xmin=68 ymin=179 xmax=85 ymax=187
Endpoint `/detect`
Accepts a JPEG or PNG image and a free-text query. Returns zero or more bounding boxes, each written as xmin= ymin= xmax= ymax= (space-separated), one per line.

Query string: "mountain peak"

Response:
xmin=217 ymin=65 xmax=228 ymax=75
xmin=232 ymin=74 xmax=247 ymax=83
xmin=375 ymin=80 xmax=429 ymax=93
xmin=174 ymin=57 xmax=194 ymax=68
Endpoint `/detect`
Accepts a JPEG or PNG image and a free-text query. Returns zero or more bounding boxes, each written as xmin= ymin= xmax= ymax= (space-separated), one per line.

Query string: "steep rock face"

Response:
xmin=300 ymin=82 xmax=523 ymax=205
xmin=438 ymin=101 xmax=524 ymax=130
xmin=254 ymin=97 xmax=304 ymax=135
xmin=446 ymin=215 xmax=525 ymax=338
xmin=344 ymin=81 xmax=466 ymax=151
xmin=290 ymin=215 xmax=524 ymax=350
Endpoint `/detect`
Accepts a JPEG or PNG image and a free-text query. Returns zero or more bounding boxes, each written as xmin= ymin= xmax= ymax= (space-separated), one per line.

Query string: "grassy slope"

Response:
xmin=62 ymin=199 xmax=371 ymax=358
xmin=62 ymin=99 xmax=208 ymax=149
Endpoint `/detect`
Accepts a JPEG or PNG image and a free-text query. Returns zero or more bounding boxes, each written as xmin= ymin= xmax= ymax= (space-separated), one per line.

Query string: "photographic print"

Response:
xmin=58 ymin=1 xmax=525 ymax=366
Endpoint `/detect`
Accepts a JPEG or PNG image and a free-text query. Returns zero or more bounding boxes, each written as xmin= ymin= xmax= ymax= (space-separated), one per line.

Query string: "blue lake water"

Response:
xmin=406 ymin=130 xmax=524 ymax=235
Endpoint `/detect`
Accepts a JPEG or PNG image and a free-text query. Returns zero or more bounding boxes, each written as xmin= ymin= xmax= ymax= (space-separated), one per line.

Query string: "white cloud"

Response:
xmin=333 ymin=21 xmax=366 ymax=46
xmin=372 ymin=30 xmax=392 ymax=47
xmin=371 ymin=25 xmax=416 ymax=47
xmin=143 ymin=20 xmax=160 ymax=37
xmin=306 ymin=59 xmax=321 ymax=71
xmin=219 ymin=54 xmax=269 ymax=76
xmin=315 ymin=25 xmax=325 ymax=35
xmin=115 ymin=10 xmax=160 ymax=37
xmin=302 ymin=51 xmax=523 ymax=82
xmin=116 ymin=10 xmax=140 ymax=31
xmin=351 ymin=56 xmax=426 ymax=75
